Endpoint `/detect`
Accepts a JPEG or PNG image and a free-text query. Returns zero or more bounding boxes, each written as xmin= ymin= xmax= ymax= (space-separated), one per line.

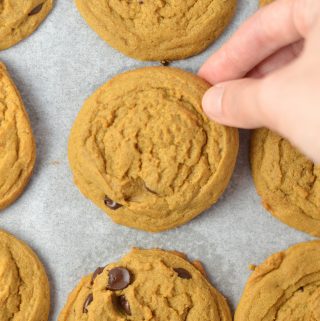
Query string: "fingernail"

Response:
xmin=202 ymin=85 xmax=224 ymax=119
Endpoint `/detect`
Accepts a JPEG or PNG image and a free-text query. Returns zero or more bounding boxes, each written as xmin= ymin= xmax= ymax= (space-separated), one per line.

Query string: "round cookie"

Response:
xmin=0 ymin=229 xmax=50 ymax=321
xmin=0 ymin=62 xmax=36 ymax=210
xmin=0 ymin=1 xmax=53 ymax=50
xmin=59 ymin=248 xmax=232 ymax=321
xmin=75 ymin=0 xmax=237 ymax=61
xmin=250 ymin=128 xmax=320 ymax=236
xmin=235 ymin=241 xmax=320 ymax=321
xmin=68 ymin=67 xmax=239 ymax=232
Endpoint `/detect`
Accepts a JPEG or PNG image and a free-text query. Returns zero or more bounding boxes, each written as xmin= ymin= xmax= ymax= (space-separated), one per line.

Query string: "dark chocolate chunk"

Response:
xmin=104 ymin=195 xmax=122 ymax=210
xmin=29 ymin=3 xmax=44 ymax=16
xmin=83 ymin=293 xmax=93 ymax=313
xmin=91 ymin=267 xmax=105 ymax=285
xmin=107 ymin=267 xmax=132 ymax=290
xmin=174 ymin=268 xmax=192 ymax=279
xmin=160 ymin=60 xmax=170 ymax=66
xmin=118 ymin=295 xmax=132 ymax=315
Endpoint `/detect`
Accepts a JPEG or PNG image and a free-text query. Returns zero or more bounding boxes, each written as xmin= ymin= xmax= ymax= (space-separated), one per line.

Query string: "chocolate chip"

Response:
xmin=83 ymin=293 xmax=93 ymax=313
xmin=138 ymin=0 xmax=144 ymax=3
xmin=104 ymin=196 xmax=122 ymax=210
xmin=107 ymin=267 xmax=132 ymax=290
xmin=174 ymin=268 xmax=192 ymax=279
xmin=91 ymin=267 xmax=105 ymax=285
xmin=160 ymin=60 xmax=170 ymax=66
xmin=118 ymin=295 xmax=132 ymax=315
xmin=29 ymin=3 xmax=44 ymax=16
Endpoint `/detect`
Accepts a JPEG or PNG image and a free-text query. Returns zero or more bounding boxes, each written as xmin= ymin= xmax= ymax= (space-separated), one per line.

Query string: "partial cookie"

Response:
xmin=75 ymin=0 xmax=237 ymax=61
xmin=0 ymin=229 xmax=50 ymax=321
xmin=0 ymin=0 xmax=53 ymax=50
xmin=260 ymin=0 xmax=274 ymax=6
xmin=68 ymin=67 xmax=239 ymax=232
xmin=250 ymin=128 xmax=320 ymax=236
xmin=235 ymin=241 xmax=320 ymax=320
xmin=0 ymin=62 xmax=36 ymax=209
xmin=59 ymin=248 xmax=232 ymax=321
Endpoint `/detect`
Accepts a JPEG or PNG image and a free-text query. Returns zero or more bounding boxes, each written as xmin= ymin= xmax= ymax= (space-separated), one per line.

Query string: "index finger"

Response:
xmin=198 ymin=0 xmax=309 ymax=84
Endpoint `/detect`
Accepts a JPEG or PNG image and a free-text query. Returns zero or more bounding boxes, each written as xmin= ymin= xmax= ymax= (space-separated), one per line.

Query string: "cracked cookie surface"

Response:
xmin=0 ymin=62 xmax=36 ymax=210
xmin=0 ymin=0 xmax=53 ymax=50
xmin=0 ymin=229 xmax=50 ymax=321
xmin=235 ymin=241 xmax=320 ymax=321
xmin=59 ymin=248 xmax=232 ymax=321
xmin=250 ymin=128 xmax=320 ymax=236
xmin=75 ymin=0 xmax=237 ymax=61
xmin=68 ymin=67 xmax=239 ymax=232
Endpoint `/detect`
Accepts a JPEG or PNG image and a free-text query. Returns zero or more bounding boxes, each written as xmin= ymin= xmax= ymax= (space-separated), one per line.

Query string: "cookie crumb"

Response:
xmin=249 ymin=264 xmax=257 ymax=271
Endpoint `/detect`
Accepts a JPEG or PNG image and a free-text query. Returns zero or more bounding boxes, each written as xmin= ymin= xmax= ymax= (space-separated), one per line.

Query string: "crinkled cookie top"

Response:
xmin=0 ymin=62 xmax=36 ymax=209
xmin=235 ymin=241 xmax=320 ymax=321
xmin=0 ymin=0 xmax=53 ymax=50
xmin=59 ymin=248 xmax=232 ymax=321
xmin=0 ymin=229 xmax=50 ymax=321
xmin=75 ymin=0 xmax=236 ymax=60
xmin=68 ymin=67 xmax=238 ymax=231
xmin=251 ymin=128 xmax=320 ymax=236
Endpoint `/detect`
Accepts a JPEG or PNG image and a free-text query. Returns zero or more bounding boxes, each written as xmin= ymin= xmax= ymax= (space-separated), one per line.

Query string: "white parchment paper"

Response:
xmin=0 ymin=1 xmax=313 ymax=319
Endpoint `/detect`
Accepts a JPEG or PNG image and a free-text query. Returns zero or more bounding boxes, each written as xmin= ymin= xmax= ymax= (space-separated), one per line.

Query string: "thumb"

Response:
xmin=202 ymin=78 xmax=267 ymax=129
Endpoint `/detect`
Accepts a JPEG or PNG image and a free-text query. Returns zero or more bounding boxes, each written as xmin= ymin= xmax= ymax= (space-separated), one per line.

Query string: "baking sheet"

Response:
xmin=0 ymin=1 xmax=313 ymax=319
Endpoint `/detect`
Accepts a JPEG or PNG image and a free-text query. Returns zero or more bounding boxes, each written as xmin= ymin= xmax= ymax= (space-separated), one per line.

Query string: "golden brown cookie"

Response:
xmin=75 ymin=0 xmax=237 ymax=61
xmin=59 ymin=248 xmax=232 ymax=321
xmin=68 ymin=67 xmax=239 ymax=232
xmin=250 ymin=128 xmax=320 ymax=236
xmin=259 ymin=0 xmax=274 ymax=6
xmin=0 ymin=229 xmax=50 ymax=321
xmin=235 ymin=241 xmax=320 ymax=321
xmin=0 ymin=62 xmax=36 ymax=210
xmin=0 ymin=1 xmax=53 ymax=50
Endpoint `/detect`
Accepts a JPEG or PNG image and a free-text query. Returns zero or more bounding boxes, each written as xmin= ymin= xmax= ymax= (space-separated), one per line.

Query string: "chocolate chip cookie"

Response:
xmin=75 ymin=0 xmax=237 ymax=61
xmin=68 ymin=67 xmax=239 ymax=232
xmin=235 ymin=241 xmax=320 ymax=321
xmin=0 ymin=1 xmax=53 ymax=50
xmin=59 ymin=248 xmax=232 ymax=321
xmin=0 ymin=229 xmax=50 ymax=321
xmin=250 ymin=128 xmax=320 ymax=236
xmin=0 ymin=62 xmax=36 ymax=210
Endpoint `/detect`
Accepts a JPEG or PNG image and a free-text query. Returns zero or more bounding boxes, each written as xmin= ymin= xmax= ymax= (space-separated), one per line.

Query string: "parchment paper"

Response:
xmin=0 ymin=1 xmax=313 ymax=319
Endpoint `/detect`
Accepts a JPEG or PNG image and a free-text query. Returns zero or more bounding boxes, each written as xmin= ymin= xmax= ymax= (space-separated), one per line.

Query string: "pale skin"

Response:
xmin=198 ymin=0 xmax=320 ymax=164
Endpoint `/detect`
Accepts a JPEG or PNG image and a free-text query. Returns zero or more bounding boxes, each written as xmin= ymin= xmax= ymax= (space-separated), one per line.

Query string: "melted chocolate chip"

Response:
xmin=29 ymin=3 xmax=44 ymax=16
xmin=83 ymin=293 xmax=93 ymax=313
xmin=104 ymin=196 xmax=122 ymax=210
xmin=160 ymin=60 xmax=170 ymax=66
xmin=174 ymin=268 xmax=192 ymax=279
xmin=107 ymin=267 xmax=132 ymax=290
xmin=118 ymin=295 xmax=131 ymax=315
xmin=91 ymin=267 xmax=105 ymax=285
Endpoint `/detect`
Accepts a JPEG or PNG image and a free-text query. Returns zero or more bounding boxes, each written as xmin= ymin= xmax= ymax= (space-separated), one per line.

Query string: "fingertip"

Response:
xmin=202 ymin=86 xmax=224 ymax=120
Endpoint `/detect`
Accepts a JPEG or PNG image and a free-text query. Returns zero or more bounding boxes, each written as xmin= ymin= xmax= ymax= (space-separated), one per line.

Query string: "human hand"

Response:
xmin=198 ymin=0 xmax=320 ymax=163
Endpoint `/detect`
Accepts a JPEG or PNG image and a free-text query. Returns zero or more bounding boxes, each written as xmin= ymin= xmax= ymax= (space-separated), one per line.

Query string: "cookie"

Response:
xmin=75 ymin=0 xmax=237 ymax=61
xmin=250 ymin=128 xmax=320 ymax=236
xmin=235 ymin=241 xmax=320 ymax=320
xmin=0 ymin=229 xmax=50 ymax=321
xmin=59 ymin=248 xmax=232 ymax=321
xmin=0 ymin=1 xmax=53 ymax=50
xmin=68 ymin=67 xmax=239 ymax=232
xmin=0 ymin=62 xmax=36 ymax=210
xmin=260 ymin=0 xmax=274 ymax=6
